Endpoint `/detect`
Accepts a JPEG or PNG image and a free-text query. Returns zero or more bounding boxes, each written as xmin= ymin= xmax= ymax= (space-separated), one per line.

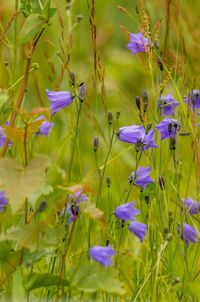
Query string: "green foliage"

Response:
xmin=70 ymin=263 xmax=125 ymax=295
xmin=19 ymin=14 xmax=47 ymax=44
xmin=184 ymin=280 xmax=200 ymax=300
xmin=24 ymin=273 xmax=69 ymax=291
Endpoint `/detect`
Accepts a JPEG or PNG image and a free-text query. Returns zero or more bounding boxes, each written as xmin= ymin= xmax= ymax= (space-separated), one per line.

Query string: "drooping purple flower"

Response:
xmin=127 ymin=32 xmax=149 ymax=55
xmin=178 ymin=223 xmax=198 ymax=247
xmin=181 ymin=197 xmax=199 ymax=215
xmin=115 ymin=202 xmax=140 ymax=221
xmin=62 ymin=190 xmax=88 ymax=223
xmin=0 ymin=191 xmax=8 ymax=212
xmin=184 ymin=90 xmax=200 ymax=110
xmin=129 ymin=167 xmax=153 ymax=191
xmin=118 ymin=125 xmax=157 ymax=151
xmin=89 ymin=245 xmax=116 ymax=268
xmin=46 ymin=89 xmax=74 ymax=115
xmin=158 ymin=94 xmax=179 ymax=116
xmin=156 ymin=117 xmax=181 ymax=140
xmin=35 ymin=115 xmax=54 ymax=136
xmin=128 ymin=221 xmax=147 ymax=241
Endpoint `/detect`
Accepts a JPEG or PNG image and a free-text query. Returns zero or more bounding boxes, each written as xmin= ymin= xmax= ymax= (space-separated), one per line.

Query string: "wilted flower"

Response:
xmin=89 ymin=245 xmax=116 ymax=267
xmin=181 ymin=197 xmax=199 ymax=215
xmin=118 ymin=125 xmax=157 ymax=151
xmin=46 ymin=89 xmax=74 ymax=115
xmin=0 ymin=191 xmax=8 ymax=212
xmin=178 ymin=223 xmax=198 ymax=246
xmin=79 ymin=83 xmax=86 ymax=101
xmin=127 ymin=32 xmax=149 ymax=55
xmin=156 ymin=117 xmax=181 ymax=140
xmin=128 ymin=221 xmax=147 ymax=241
xmin=184 ymin=90 xmax=200 ymax=110
xmin=129 ymin=167 xmax=153 ymax=191
xmin=115 ymin=201 xmax=140 ymax=221
xmin=158 ymin=94 xmax=179 ymax=116
xmin=63 ymin=190 xmax=88 ymax=223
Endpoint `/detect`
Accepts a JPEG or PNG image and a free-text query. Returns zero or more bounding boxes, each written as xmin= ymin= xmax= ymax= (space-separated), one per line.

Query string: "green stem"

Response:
xmin=68 ymin=101 xmax=83 ymax=182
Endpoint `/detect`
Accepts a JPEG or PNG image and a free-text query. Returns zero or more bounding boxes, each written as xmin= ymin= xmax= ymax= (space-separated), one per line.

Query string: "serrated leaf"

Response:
xmin=24 ymin=273 xmax=69 ymax=291
xmin=3 ymin=119 xmax=44 ymax=149
xmin=71 ymin=263 xmax=125 ymax=295
xmin=19 ymin=14 xmax=46 ymax=44
xmin=0 ymin=155 xmax=49 ymax=212
xmin=28 ymin=182 xmax=53 ymax=208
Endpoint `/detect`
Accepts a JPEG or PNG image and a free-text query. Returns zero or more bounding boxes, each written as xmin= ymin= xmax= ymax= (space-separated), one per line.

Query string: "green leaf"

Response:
xmin=19 ymin=14 xmax=46 ymax=44
xmin=24 ymin=273 xmax=69 ymax=291
xmin=43 ymin=1 xmax=57 ymax=19
xmin=71 ymin=263 xmax=125 ymax=295
xmin=28 ymin=181 xmax=53 ymax=208
xmin=0 ymin=155 xmax=49 ymax=212
xmin=0 ymin=89 xmax=9 ymax=110
xmin=184 ymin=280 xmax=200 ymax=299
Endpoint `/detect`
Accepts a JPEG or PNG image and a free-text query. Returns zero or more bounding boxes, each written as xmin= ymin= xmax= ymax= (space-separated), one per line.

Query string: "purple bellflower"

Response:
xmin=181 ymin=197 xmax=199 ymax=215
xmin=156 ymin=117 xmax=181 ymax=140
xmin=129 ymin=221 xmax=147 ymax=241
xmin=178 ymin=223 xmax=198 ymax=247
xmin=36 ymin=115 xmax=54 ymax=136
xmin=184 ymin=90 xmax=200 ymax=110
xmin=129 ymin=166 xmax=153 ymax=191
xmin=127 ymin=32 xmax=149 ymax=55
xmin=158 ymin=94 xmax=179 ymax=116
xmin=89 ymin=245 xmax=116 ymax=268
xmin=115 ymin=201 xmax=140 ymax=221
xmin=0 ymin=191 xmax=8 ymax=212
xmin=118 ymin=125 xmax=157 ymax=151
xmin=46 ymin=89 xmax=74 ymax=115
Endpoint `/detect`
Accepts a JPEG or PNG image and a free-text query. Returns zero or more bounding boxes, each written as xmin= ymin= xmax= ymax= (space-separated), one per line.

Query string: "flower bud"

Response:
xmin=146 ymin=122 xmax=152 ymax=133
xmin=135 ymin=96 xmax=141 ymax=111
xmin=142 ymin=91 xmax=148 ymax=112
xmin=106 ymin=176 xmax=111 ymax=188
xmin=70 ymin=72 xmax=75 ymax=86
xmin=116 ymin=111 xmax=120 ymax=120
xmin=79 ymin=83 xmax=86 ymax=101
xmin=38 ymin=200 xmax=47 ymax=212
xmin=93 ymin=137 xmax=99 ymax=152
xmin=107 ymin=111 xmax=113 ymax=125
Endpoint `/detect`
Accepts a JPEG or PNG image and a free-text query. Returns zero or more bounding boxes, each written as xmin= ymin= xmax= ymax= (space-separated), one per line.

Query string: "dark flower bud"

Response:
xmin=168 ymin=123 xmax=172 ymax=133
xmin=116 ymin=111 xmax=120 ymax=120
xmin=79 ymin=83 xmax=86 ymax=101
xmin=76 ymin=14 xmax=82 ymax=22
xmin=142 ymin=91 xmax=148 ymax=112
xmin=93 ymin=137 xmax=99 ymax=152
xmin=170 ymin=137 xmax=176 ymax=150
xmin=163 ymin=227 xmax=168 ymax=237
xmin=168 ymin=211 xmax=173 ymax=227
xmin=135 ymin=96 xmax=141 ymax=111
xmin=172 ymin=277 xmax=180 ymax=285
xmin=70 ymin=72 xmax=75 ymax=86
xmin=38 ymin=200 xmax=47 ymax=212
xmin=107 ymin=111 xmax=113 ymax=125
xmin=146 ymin=123 xmax=152 ymax=133
xmin=105 ymin=239 xmax=110 ymax=246
xmin=106 ymin=176 xmax=111 ymax=188
xmin=145 ymin=195 xmax=150 ymax=205
xmin=121 ymin=220 xmax=125 ymax=228
xmin=159 ymin=176 xmax=165 ymax=190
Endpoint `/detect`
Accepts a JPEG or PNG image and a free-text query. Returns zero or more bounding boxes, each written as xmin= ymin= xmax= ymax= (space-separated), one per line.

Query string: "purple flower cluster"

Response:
xmin=89 ymin=245 xmax=116 ymax=268
xmin=181 ymin=197 xmax=199 ymax=215
xmin=184 ymin=89 xmax=200 ymax=110
xmin=115 ymin=202 xmax=147 ymax=242
xmin=156 ymin=117 xmax=181 ymax=140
